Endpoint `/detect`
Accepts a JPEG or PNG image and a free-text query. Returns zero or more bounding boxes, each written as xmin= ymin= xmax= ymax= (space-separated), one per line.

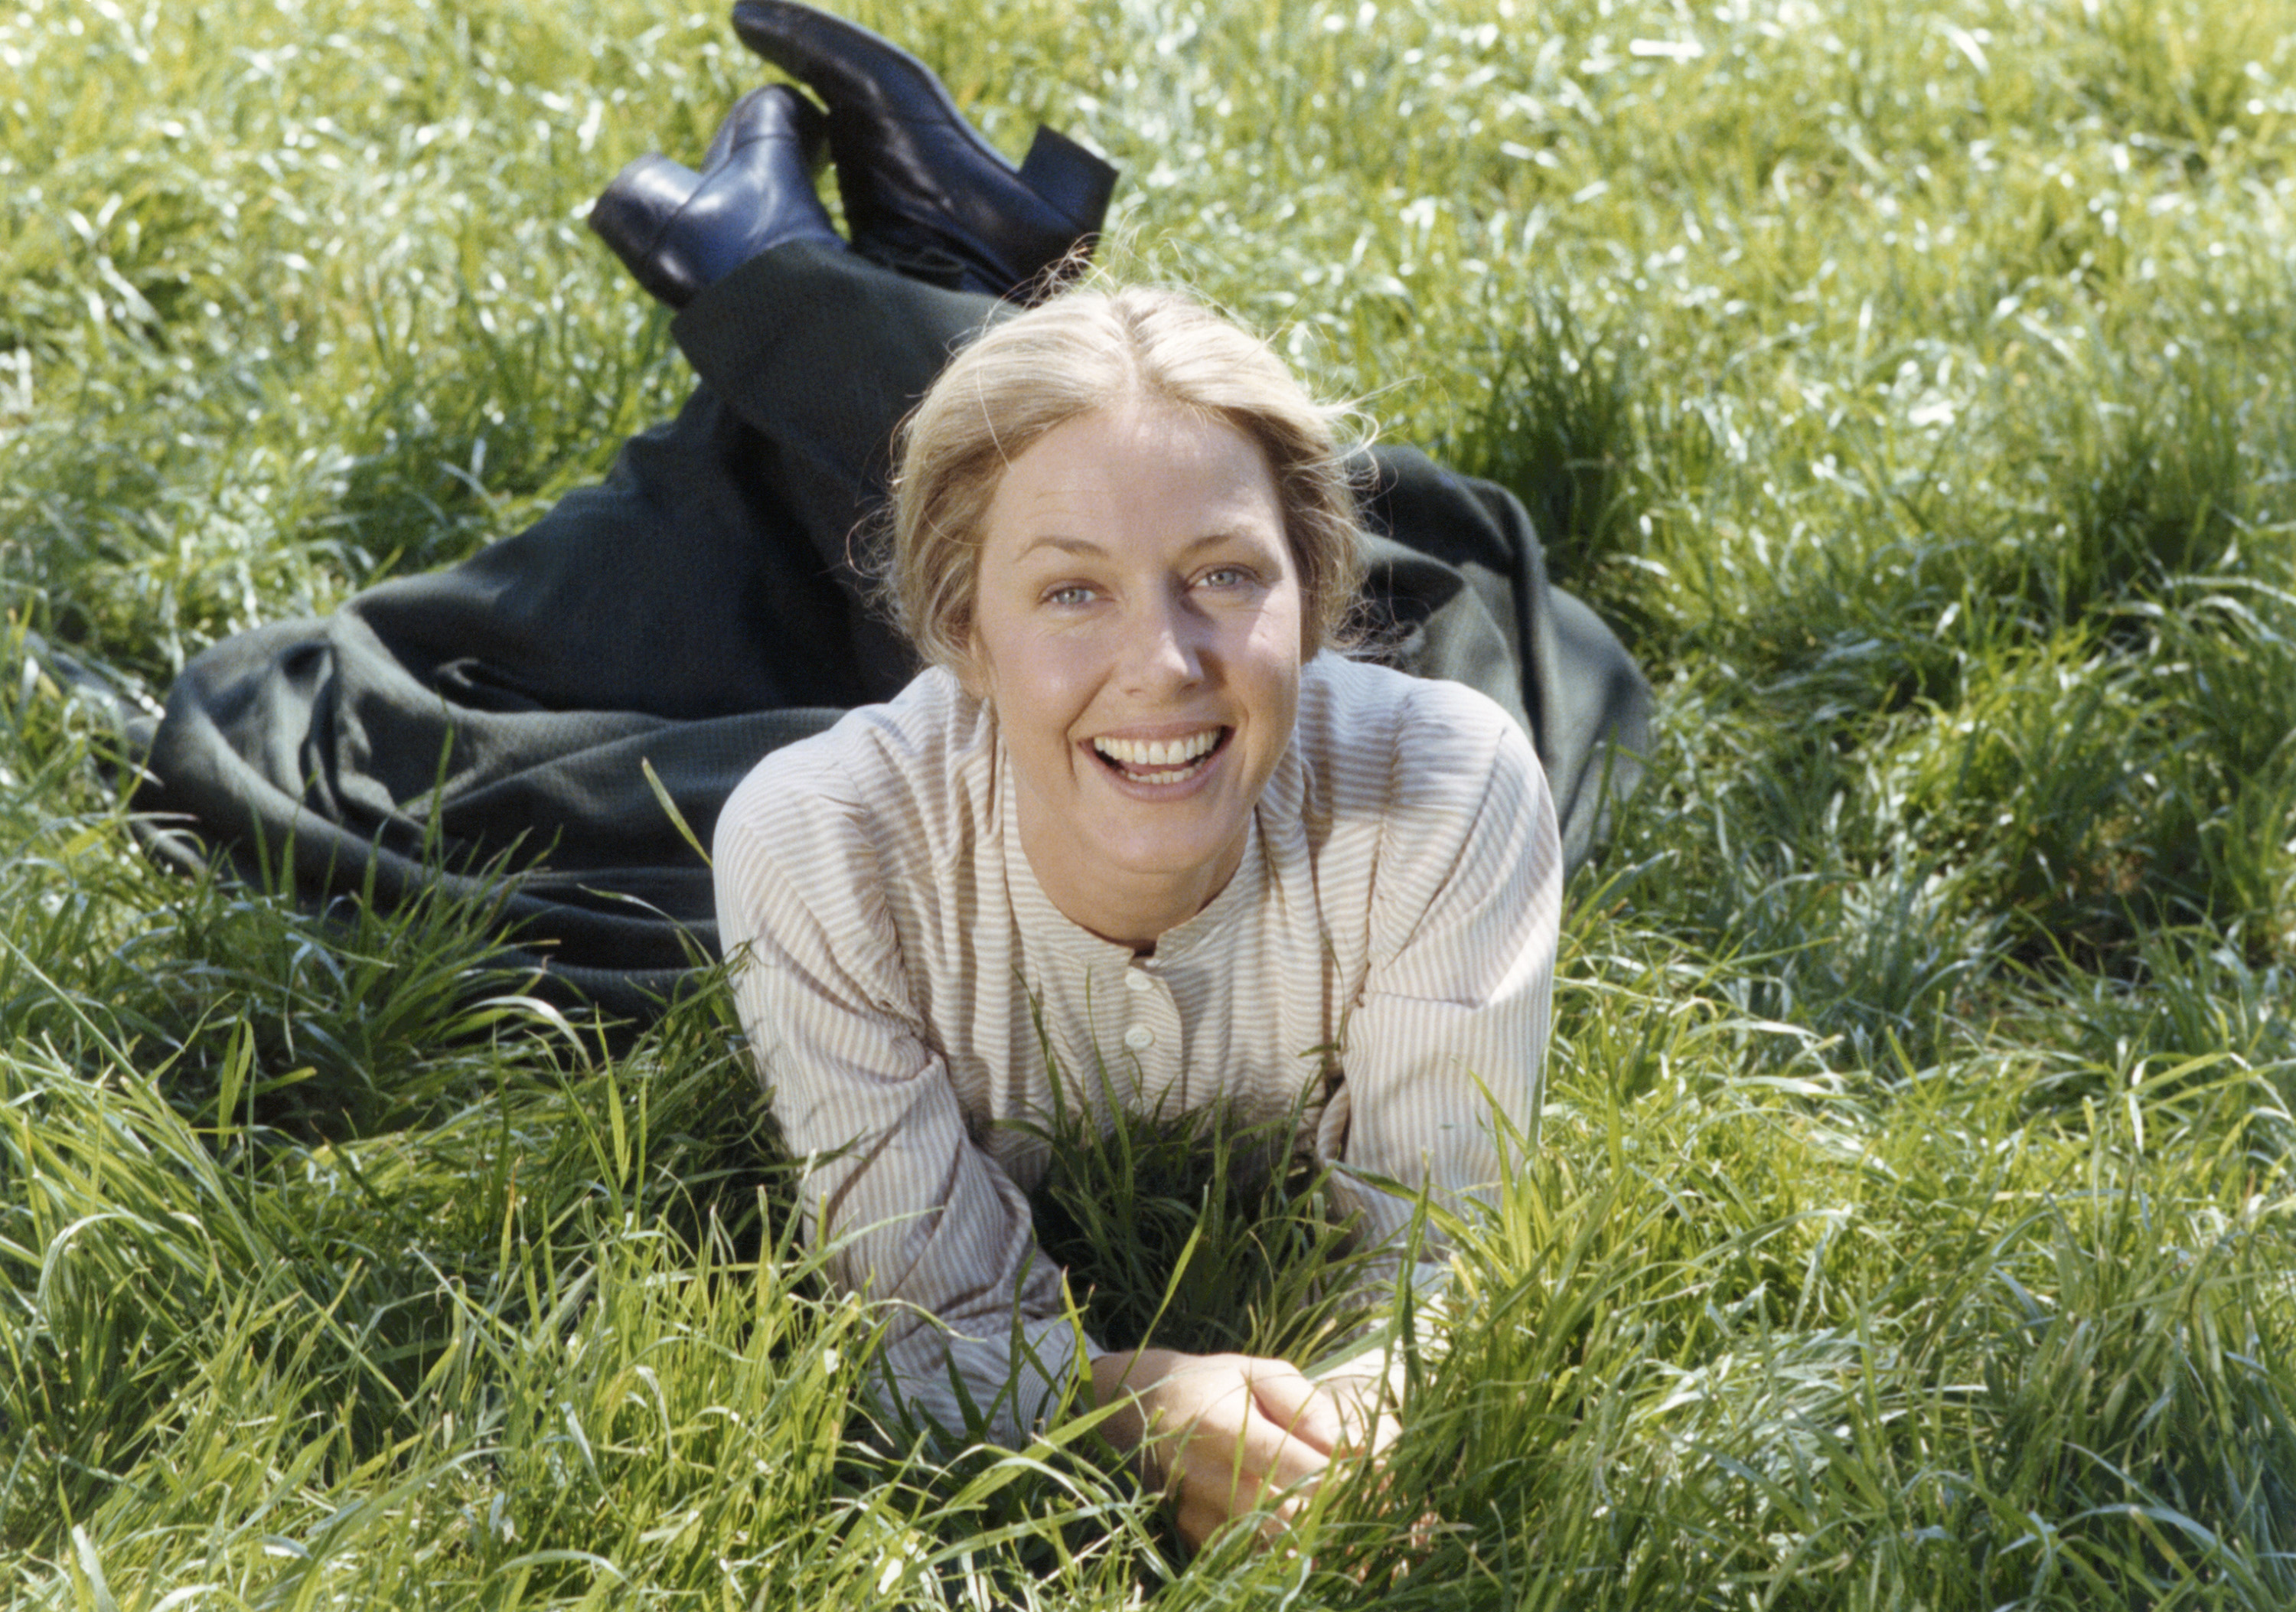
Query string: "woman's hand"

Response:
xmin=1091 ymin=1347 xmax=1397 ymax=1552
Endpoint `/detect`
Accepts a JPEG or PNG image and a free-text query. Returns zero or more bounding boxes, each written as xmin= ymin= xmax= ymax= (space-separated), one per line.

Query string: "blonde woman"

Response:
xmin=713 ymin=282 xmax=1559 ymax=1546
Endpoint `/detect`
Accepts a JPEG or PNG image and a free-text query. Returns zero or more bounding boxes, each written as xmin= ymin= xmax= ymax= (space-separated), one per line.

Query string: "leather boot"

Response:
xmin=589 ymin=85 xmax=841 ymax=308
xmin=729 ymin=0 xmax=1117 ymax=302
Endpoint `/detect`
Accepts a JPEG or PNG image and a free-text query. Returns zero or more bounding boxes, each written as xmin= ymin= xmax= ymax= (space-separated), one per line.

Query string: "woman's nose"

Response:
xmin=1119 ymin=589 xmax=1208 ymax=690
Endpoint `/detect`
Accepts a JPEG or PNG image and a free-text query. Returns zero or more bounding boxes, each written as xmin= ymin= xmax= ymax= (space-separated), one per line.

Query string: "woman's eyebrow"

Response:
xmin=1016 ymin=529 xmax=1270 ymax=562
xmin=1016 ymin=534 xmax=1107 ymax=560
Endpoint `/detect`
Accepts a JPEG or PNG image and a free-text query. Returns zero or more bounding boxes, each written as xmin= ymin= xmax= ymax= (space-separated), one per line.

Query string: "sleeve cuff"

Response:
xmin=872 ymin=1309 xmax=1103 ymax=1450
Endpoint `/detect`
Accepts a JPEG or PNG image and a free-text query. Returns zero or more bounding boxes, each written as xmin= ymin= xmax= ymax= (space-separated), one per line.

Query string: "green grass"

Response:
xmin=6 ymin=0 xmax=2296 ymax=1603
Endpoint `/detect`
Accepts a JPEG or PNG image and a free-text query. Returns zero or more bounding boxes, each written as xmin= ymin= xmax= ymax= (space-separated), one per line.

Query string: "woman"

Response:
xmin=712 ymin=283 xmax=1561 ymax=1548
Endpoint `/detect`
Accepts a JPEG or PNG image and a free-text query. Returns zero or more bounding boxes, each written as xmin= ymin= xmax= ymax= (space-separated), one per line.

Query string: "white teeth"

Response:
xmin=1093 ymin=729 xmax=1221 ymax=770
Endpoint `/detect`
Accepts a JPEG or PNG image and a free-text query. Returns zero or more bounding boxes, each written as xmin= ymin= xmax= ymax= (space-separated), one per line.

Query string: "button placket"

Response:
xmin=1120 ymin=963 xmax=1158 ymax=1051
xmin=1117 ymin=963 xmax=1156 ymax=1052
xmin=1114 ymin=966 xmax=1185 ymax=1105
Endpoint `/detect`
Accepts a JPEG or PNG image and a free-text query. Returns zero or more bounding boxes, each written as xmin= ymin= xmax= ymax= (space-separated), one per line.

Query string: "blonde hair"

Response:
xmin=884 ymin=286 xmax=1365 ymax=671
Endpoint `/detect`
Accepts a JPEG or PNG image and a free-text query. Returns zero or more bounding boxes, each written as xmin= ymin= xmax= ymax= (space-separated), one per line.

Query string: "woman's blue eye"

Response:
xmin=1046 ymin=585 xmax=1093 ymax=605
xmin=1201 ymin=566 xmax=1247 ymax=588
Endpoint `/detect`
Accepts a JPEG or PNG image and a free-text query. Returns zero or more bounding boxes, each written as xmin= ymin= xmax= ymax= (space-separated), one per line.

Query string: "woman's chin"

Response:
xmin=1081 ymin=804 xmax=1253 ymax=897
xmin=1081 ymin=761 xmax=1250 ymax=866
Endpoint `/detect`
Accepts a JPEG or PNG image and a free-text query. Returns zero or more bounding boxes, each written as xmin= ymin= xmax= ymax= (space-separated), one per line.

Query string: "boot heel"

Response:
xmin=1018 ymin=126 xmax=1119 ymax=230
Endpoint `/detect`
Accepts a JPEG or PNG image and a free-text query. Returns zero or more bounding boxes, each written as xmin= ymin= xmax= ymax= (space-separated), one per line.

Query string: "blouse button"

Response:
xmin=1124 ymin=969 xmax=1153 ymax=994
xmin=1122 ymin=1024 xmax=1155 ymax=1052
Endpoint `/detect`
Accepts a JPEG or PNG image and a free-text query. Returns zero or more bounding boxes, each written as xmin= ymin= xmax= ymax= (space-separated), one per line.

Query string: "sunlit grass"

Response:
xmin=5 ymin=0 xmax=2296 ymax=1602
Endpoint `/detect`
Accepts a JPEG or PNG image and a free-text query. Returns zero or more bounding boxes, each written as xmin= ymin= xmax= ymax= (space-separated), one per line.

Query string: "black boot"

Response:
xmin=588 ymin=84 xmax=842 ymax=308
xmin=729 ymin=0 xmax=1117 ymax=302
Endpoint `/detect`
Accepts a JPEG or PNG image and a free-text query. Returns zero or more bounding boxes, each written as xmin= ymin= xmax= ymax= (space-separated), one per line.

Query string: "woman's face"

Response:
xmin=965 ymin=397 xmax=1304 ymax=944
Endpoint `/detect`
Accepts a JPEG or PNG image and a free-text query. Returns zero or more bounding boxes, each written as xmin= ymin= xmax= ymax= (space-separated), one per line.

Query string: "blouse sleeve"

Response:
xmin=1319 ymin=677 xmax=1561 ymax=1295
xmin=713 ymin=757 xmax=1086 ymax=1448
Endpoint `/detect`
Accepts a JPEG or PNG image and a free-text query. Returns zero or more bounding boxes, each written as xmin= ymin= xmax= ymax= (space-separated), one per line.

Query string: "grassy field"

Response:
xmin=6 ymin=0 xmax=2296 ymax=1604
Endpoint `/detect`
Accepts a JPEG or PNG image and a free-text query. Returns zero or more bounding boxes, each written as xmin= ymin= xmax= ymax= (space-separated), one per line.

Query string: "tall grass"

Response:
xmin=5 ymin=0 xmax=2295 ymax=1603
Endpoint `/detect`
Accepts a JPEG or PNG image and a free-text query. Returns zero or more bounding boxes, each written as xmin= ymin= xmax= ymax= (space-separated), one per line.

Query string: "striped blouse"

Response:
xmin=713 ymin=653 xmax=1560 ymax=1446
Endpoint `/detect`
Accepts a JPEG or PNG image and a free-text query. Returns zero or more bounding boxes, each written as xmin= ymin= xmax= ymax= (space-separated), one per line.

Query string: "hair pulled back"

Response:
xmin=885 ymin=286 xmax=1365 ymax=671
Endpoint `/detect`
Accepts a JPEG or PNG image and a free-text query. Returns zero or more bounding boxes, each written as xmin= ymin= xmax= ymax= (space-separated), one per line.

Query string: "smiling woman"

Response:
xmin=713 ymin=284 xmax=1565 ymax=1548
xmin=967 ymin=398 xmax=1304 ymax=946
xmin=904 ymin=289 xmax=1347 ymax=949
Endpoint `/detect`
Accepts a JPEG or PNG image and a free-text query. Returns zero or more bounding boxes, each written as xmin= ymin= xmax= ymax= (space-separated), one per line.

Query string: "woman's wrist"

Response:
xmin=1089 ymin=1346 xmax=1182 ymax=1473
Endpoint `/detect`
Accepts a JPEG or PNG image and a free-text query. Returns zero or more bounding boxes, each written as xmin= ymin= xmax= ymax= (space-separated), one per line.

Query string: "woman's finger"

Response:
xmin=1244 ymin=1362 xmax=1349 ymax=1457
xmin=1169 ymin=1399 xmax=1329 ymax=1548
xmin=1238 ymin=1395 xmax=1332 ymax=1499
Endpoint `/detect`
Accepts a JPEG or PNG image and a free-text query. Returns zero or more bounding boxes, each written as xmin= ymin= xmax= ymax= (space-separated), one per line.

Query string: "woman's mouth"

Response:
xmin=1090 ymin=727 xmax=1228 ymax=785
